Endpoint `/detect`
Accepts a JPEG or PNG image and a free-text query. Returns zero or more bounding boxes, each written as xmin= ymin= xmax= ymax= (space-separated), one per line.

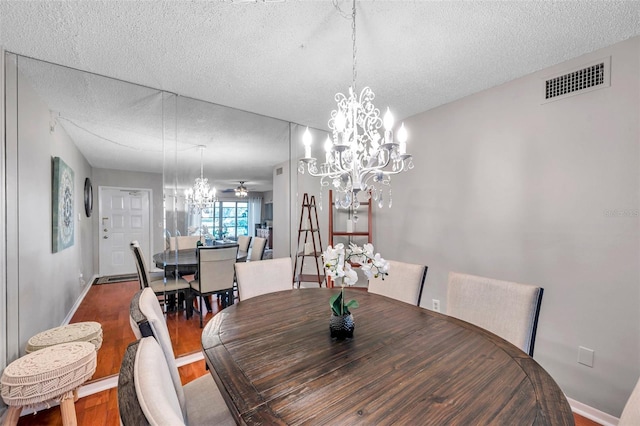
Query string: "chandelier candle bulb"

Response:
xmin=303 ymin=127 xmax=312 ymax=158
xmin=383 ymin=108 xmax=394 ymax=143
xmin=398 ymin=123 xmax=408 ymax=155
xmin=324 ymin=136 xmax=332 ymax=163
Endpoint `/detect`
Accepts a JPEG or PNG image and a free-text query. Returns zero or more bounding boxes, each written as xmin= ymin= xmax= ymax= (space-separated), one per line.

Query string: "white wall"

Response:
xmin=375 ymin=37 xmax=640 ymax=417
xmin=5 ymin=56 xmax=95 ymax=355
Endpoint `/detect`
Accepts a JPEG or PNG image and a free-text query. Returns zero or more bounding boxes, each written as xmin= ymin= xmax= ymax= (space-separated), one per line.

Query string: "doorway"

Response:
xmin=98 ymin=187 xmax=152 ymax=276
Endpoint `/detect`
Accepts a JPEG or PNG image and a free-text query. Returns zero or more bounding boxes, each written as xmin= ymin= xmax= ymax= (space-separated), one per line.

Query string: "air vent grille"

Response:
xmin=543 ymin=57 xmax=610 ymax=103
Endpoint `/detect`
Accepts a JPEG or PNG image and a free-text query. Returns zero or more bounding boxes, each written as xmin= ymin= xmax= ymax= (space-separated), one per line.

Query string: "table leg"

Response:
xmin=2 ymin=406 xmax=22 ymax=426
xmin=60 ymin=397 xmax=78 ymax=426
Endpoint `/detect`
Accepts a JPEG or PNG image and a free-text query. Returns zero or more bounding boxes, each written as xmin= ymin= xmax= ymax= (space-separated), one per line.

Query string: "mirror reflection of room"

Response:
xmin=5 ymin=52 xmax=294 ymax=382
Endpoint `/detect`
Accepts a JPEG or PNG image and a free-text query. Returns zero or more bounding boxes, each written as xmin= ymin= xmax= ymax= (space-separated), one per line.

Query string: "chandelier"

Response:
xmin=298 ymin=0 xmax=413 ymax=211
xmin=185 ymin=145 xmax=216 ymax=213
xmin=235 ymin=181 xmax=248 ymax=198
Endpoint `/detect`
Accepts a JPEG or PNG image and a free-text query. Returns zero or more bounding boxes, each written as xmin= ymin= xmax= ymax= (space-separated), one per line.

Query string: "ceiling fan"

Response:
xmin=219 ymin=181 xmax=249 ymax=197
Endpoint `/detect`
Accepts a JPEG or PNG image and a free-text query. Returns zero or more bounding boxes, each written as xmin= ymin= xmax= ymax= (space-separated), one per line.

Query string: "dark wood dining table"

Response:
xmin=201 ymin=288 xmax=574 ymax=425
xmin=153 ymin=242 xmax=248 ymax=275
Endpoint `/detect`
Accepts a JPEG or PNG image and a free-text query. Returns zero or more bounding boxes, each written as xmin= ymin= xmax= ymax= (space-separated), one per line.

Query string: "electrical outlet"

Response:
xmin=432 ymin=299 xmax=440 ymax=312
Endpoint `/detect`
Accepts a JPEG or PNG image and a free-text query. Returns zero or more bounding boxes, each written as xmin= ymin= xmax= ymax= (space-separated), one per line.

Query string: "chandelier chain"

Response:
xmin=351 ymin=0 xmax=357 ymax=92
xmin=199 ymin=146 xmax=204 ymax=179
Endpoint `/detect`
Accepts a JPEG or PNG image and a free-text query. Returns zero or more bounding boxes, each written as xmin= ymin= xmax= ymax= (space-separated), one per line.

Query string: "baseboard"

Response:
xmin=78 ymin=375 xmax=119 ymax=397
xmin=568 ymin=397 xmax=619 ymax=426
xmin=175 ymin=350 xmax=204 ymax=367
xmin=61 ymin=274 xmax=98 ymax=326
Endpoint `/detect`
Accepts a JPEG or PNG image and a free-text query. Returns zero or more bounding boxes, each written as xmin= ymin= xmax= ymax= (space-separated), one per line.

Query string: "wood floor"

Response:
xmin=15 ymin=280 xmax=601 ymax=425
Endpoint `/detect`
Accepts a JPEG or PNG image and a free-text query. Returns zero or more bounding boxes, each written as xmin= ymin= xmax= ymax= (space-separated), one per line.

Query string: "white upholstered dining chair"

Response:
xmin=249 ymin=237 xmax=267 ymax=261
xmin=368 ymin=260 xmax=428 ymax=306
xmin=127 ymin=288 xmax=234 ymax=425
xmin=130 ymin=240 xmax=190 ymax=311
xmin=619 ymin=376 xmax=640 ymax=425
xmin=447 ymin=272 xmax=543 ymax=357
xmin=118 ymin=337 xmax=234 ymax=426
xmin=188 ymin=246 xmax=238 ymax=327
xmin=237 ymin=235 xmax=252 ymax=253
xmin=235 ymin=257 xmax=293 ymax=301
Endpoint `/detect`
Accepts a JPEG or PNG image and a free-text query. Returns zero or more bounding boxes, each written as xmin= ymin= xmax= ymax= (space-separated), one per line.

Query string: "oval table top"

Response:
xmin=153 ymin=243 xmax=247 ymax=275
xmin=202 ymin=288 xmax=573 ymax=425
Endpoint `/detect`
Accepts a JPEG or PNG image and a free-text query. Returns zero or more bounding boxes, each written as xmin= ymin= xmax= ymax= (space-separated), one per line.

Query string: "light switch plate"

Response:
xmin=578 ymin=346 xmax=594 ymax=367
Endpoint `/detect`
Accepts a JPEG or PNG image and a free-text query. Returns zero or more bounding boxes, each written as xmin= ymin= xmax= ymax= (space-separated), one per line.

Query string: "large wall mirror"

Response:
xmin=5 ymin=52 xmax=301 ymax=381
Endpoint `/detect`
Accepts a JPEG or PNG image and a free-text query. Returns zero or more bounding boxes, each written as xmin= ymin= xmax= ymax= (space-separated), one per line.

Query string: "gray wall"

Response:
xmin=5 ymin=56 xmax=95 ymax=355
xmin=375 ymin=37 xmax=640 ymax=416
xmin=273 ymin=159 xmax=291 ymax=259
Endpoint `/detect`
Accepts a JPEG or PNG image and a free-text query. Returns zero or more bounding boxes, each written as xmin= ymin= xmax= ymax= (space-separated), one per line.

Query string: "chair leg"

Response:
xmin=198 ymin=293 xmax=203 ymax=328
xmin=60 ymin=397 xmax=78 ymax=426
xmin=3 ymin=406 xmax=22 ymax=426
xmin=186 ymin=290 xmax=194 ymax=319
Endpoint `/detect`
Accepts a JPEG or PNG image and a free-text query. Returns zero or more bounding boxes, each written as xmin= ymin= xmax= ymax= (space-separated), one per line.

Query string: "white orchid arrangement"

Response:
xmin=322 ymin=243 xmax=389 ymax=316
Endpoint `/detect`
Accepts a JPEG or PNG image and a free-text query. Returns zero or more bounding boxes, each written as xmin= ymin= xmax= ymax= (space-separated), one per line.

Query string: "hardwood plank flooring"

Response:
xmin=71 ymin=279 xmax=220 ymax=381
xmin=15 ymin=280 xmax=600 ymax=425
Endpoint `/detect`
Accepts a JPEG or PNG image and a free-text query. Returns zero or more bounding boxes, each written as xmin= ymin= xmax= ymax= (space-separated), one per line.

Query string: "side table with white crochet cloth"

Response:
xmin=1 ymin=342 xmax=97 ymax=426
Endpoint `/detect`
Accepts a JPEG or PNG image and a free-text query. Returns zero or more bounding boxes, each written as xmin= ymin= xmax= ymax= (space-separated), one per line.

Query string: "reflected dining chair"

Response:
xmin=447 ymin=272 xmax=544 ymax=357
xmin=619 ymin=376 xmax=640 ymax=425
xmin=235 ymin=257 xmax=293 ymax=301
xmin=127 ymin=288 xmax=234 ymax=425
xmin=237 ymin=235 xmax=252 ymax=255
xmin=117 ymin=337 xmax=234 ymax=426
xmin=130 ymin=240 xmax=190 ymax=313
xmin=188 ymin=246 xmax=238 ymax=327
xmin=368 ymin=260 xmax=428 ymax=306
xmin=249 ymin=237 xmax=267 ymax=261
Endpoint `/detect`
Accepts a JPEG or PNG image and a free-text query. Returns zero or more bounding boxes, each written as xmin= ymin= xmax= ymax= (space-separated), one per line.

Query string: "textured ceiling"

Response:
xmin=2 ymin=1 xmax=640 ymax=190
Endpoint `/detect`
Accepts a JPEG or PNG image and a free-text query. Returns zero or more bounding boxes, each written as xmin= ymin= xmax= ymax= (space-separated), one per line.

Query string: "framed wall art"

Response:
xmin=52 ymin=156 xmax=75 ymax=252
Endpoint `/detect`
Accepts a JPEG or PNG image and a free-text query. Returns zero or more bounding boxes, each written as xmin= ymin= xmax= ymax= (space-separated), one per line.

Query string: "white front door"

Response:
xmin=99 ymin=187 xmax=151 ymax=276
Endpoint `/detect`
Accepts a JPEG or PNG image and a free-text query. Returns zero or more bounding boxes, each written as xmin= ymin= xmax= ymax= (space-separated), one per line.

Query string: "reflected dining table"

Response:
xmin=202 ymin=288 xmax=573 ymax=425
xmin=153 ymin=242 xmax=248 ymax=276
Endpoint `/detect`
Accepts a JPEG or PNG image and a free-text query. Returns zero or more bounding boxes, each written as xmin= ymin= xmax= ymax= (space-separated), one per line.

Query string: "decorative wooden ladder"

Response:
xmin=293 ymin=193 xmax=325 ymax=288
xmin=326 ymin=189 xmax=373 ymax=288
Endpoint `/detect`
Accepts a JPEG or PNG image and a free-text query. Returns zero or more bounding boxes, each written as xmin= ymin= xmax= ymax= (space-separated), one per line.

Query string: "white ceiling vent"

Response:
xmin=542 ymin=57 xmax=610 ymax=103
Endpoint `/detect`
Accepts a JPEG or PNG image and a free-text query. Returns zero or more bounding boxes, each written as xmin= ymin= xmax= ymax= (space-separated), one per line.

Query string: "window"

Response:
xmin=202 ymin=200 xmax=248 ymax=239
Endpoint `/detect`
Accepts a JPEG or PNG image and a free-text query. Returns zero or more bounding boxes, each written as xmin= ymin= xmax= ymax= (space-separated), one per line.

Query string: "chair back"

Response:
xmin=619 ymin=376 xmax=640 ymax=425
xmin=129 ymin=288 xmax=186 ymax=417
xmin=447 ymin=272 xmax=543 ymax=356
xmin=237 ymin=235 xmax=252 ymax=252
xmin=249 ymin=237 xmax=267 ymax=261
xmin=197 ymin=246 xmax=238 ymax=293
xmin=368 ymin=260 xmax=427 ymax=306
xmin=168 ymin=235 xmax=203 ymax=251
xmin=118 ymin=338 xmax=186 ymax=426
xmin=130 ymin=240 xmax=151 ymax=289
xmin=235 ymin=257 xmax=293 ymax=301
